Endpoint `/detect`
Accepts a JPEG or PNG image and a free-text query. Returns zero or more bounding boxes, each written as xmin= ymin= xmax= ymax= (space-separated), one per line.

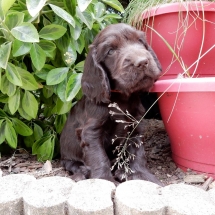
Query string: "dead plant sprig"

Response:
xmin=108 ymin=103 xmax=143 ymax=180
xmin=109 ymin=102 xmax=139 ymax=128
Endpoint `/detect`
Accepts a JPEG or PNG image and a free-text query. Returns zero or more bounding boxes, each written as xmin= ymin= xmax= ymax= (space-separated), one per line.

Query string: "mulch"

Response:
xmin=0 ymin=119 xmax=214 ymax=190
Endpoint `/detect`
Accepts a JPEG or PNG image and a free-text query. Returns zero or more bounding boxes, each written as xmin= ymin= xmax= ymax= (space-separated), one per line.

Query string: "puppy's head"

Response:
xmin=82 ymin=23 xmax=162 ymax=102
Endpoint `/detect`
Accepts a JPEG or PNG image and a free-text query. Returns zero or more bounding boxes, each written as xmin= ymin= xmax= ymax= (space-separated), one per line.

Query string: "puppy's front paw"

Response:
xmin=70 ymin=173 xmax=86 ymax=182
xmin=128 ymin=172 xmax=163 ymax=186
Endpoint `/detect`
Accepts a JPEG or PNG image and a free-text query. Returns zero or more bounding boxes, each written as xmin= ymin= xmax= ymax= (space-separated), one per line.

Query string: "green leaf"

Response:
xmin=43 ymin=85 xmax=54 ymax=98
xmin=49 ymin=4 xmax=75 ymax=27
xmin=56 ymin=78 xmax=67 ymax=102
xmin=39 ymin=24 xmax=67 ymax=40
xmin=75 ymin=33 xmax=85 ymax=54
xmin=56 ymin=33 xmax=70 ymax=51
xmin=7 ymin=82 xmax=16 ymax=97
xmin=65 ymin=73 xmax=82 ymax=101
xmin=22 ymin=91 xmax=38 ymax=119
xmin=26 ymin=0 xmax=47 ymax=17
xmin=0 ymin=68 xmax=2 ymax=90
xmin=18 ymin=67 xmax=39 ymax=90
xmin=94 ymin=2 xmax=105 ymax=18
xmin=41 ymin=15 xmax=51 ymax=26
xmin=0 ymin=0 xmax=16 ymax=15
xmin=23 ymin=10 xmax=38 ymax=22
xmin=101 ymin=0 xmax=124 ymax=13
xmin=39 ymin=40 xmax=56 ymax=52
xmin=46 ymin=67 xmax=69 ymax=85
xmin=35 ymin=64 xmax=55 ymax=80
xmin=1 ymin=75 xmax=8 ymax=94
xmin=54 ymin=114 xmax=67 ymax=133
xmin=0 ymin=3 xmax=3 ymax=21
xmin=6 ymin=63 xmax=23 ymax=86
xmin=33 ymin=123 xmax=43 ymax=141
xmin=8 ymin=88 xmax=20 ymax=115
xmin=11 ymin=118 xmax=33 ymax=136
xmin=76 ymin=7 xmax=93 ymax=29
xmin=63 ymin=0 xmax=76 ymax=16
xmin=74 ymin=60 xmax=84 ymax=72
xmin=103 ymin=14 xmax=122 ymax=20
xmin=70 ymin=18 xmax=82 ymax=40
xmin=46 ymin=48 xmax=56 ymax=59
xmin=44 ymin=105 xmax=53 ymax=117
xmin=18 ymin=103 xmax=32 ymax=121
xmin=0 ymin=42 xmax=12 ymax=69
xmin=0 ymin=108 xmax=8 ymax=117
xmin=39 ymin=40 xmax=56 ymax=58
xmin=5 ymin=11 xmax=25 ymax=30
xmin=30 ymin=43 xmax=46 ymax=71
xmin=11 ymin=23 xmax=39 ymax=42
xmin=0 ymin=94 xmax=8 ymax=103
xmin=12 ymin=40 xmax=32 ymax=57
xmin=75 ymin=88 xmax=83 ymax=100
xmin=77 ymin=0 xmax=92 ymax=12
xmin=32 ymin=135 xmax=55 ymax=161
xmin=1 ymin=75 xmax=16 ymax=97
xmin=24 ymin=135 xmax=35 ymax=148
xmin=0 ymin=120 xmax=6 ymax=144
xmin=83 ymin=28 xmax=95 ymax=49
xmin=5 ymin=121 xmax=17 ymax=149
xmin=52 ymin=98 xmax=72 ymax=115
xmin=32 ymin=135 xmax=50 ymax=154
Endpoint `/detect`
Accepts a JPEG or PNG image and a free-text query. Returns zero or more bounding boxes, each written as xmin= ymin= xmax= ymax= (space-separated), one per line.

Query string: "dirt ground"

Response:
xmin=0 ymin=119 xmax=214 ymax=190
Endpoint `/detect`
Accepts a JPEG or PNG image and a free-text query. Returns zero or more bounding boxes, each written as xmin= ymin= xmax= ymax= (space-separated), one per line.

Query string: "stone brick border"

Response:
xmin=0 ymin=174 xmax=215 ymax=215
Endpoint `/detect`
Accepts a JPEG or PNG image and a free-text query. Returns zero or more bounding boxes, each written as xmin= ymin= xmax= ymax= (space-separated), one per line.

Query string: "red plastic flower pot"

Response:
xmin=151 ymin=77 xmax=215 ymax=177
xmin=142 ymin=2 xmax=215 ymax=79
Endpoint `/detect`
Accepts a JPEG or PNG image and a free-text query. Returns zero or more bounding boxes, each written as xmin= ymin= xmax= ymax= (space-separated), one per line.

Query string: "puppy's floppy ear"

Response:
xmin=81 ymin=46 xmax=111 ymax=103
xmin=147 ymin=44 xmax=162 ymax=72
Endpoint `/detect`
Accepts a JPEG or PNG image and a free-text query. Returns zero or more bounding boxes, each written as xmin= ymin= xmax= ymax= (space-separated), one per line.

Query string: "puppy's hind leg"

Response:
xmin=61 ymin=159 xmax=90 ymax=182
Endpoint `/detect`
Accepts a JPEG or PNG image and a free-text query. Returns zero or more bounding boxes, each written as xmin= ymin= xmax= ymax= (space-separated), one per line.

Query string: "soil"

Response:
xmin=0 ymin=119 xmax=214 ymax=190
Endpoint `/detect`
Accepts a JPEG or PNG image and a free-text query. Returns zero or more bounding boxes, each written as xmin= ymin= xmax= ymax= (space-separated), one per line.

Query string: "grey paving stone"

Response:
xmin=162 ymin=183 xmax=215 ymax=215
xmin=23 ymin=176 xmax=75 ymax=215
xmin=115 ymin=180 xmax=215 ymax=215
xmin=67 ymin=179 xmax=115 ymax=215
xmin=0 ymin=174 xmax=36 ymax=215
xmin=115 ymin=180 xmax=165 ymax=215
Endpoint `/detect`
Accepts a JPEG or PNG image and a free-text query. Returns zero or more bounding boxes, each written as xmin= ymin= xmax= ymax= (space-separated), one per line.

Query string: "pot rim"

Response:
xmin=150 ymin=77 xmax=215 ymax=92
xmin=142 ymin=1 xmax=215 ymax=19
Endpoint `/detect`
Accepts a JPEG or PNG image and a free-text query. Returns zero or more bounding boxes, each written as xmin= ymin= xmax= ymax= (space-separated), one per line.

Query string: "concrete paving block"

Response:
xmin=115 ymin=180 xmax=165 ymax=215
xmin=162 ymin=183 xmax=215 ymax=215
xmin=0 ymin=174 xmax=36 ymax=215
xmin=23 ymin=176 xmax=75 ymax=215
xmin=67 ymin=179 xmax=115 ymax=215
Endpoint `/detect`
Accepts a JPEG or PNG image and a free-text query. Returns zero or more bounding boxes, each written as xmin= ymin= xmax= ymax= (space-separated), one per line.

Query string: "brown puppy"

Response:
xmin=60 ymin=23 xmax=162 ymax=185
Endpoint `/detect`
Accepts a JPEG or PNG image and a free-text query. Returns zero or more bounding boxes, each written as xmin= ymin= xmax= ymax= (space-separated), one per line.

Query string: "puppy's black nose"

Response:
xmin=134 ymin=58 xmax=149 ymax=69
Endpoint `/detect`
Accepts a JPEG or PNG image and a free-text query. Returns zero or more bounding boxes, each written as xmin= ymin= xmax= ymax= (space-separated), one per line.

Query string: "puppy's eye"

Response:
xmin=138 ymin=39 xmax=144 ymax=44
xmin=139 ymin=39 xmax=148 ymax=49
xmin=108 ymin=49 xmax=115 ymax=55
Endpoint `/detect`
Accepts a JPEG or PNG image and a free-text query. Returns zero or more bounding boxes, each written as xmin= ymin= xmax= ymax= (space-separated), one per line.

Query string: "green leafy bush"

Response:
xmin=0 ymin=0 xmax=124 ymax=160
